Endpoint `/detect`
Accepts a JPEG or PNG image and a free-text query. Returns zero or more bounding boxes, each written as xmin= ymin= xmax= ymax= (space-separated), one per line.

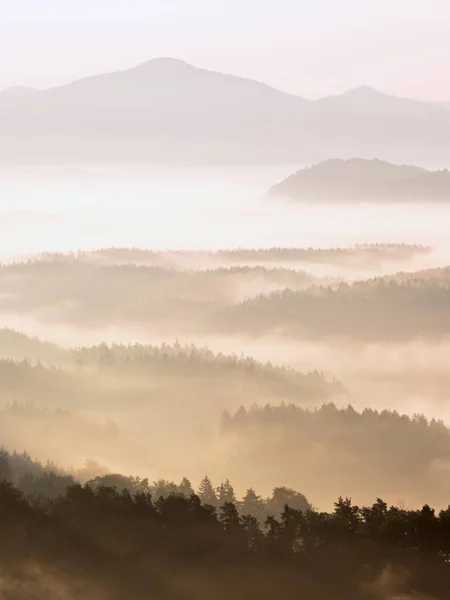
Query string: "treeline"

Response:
xmin=72 ymin=341 xmax=341 ymax=397
xmin=219 ymin=403 xmax=450 ymax=509
xmin=4 ymin=399 xmax=450 ymax=509
xmin=0 ymin=327 xmax=64 ymax=363
xmin=216 ymin=273 xmax=450 ymax=340
xmin=1 ymin=449 xmax=310 ymax=521
xmin=213 ymin=243 xmax=431 ymax=262
xmin=0 ymin=334 xmax=342 ymax=409
xmin=42 ymin=242 xmax=430 ymax=268
xmin=0 ymin=259 xmax=318 ymax=328
xmin=0 ymin=468 xmax=449 ymax=599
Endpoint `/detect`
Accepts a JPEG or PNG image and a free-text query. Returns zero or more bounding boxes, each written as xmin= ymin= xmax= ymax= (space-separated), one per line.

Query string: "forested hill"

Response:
xmin=0 ymin=448 xmax=449 ymax=599
xmin=268 ymin=158 xmax=450 ymax=202
xmin=0 ymin=331 xmax=343 ymax=408
xmin=215 ymin=266 xmax=450 ymax=341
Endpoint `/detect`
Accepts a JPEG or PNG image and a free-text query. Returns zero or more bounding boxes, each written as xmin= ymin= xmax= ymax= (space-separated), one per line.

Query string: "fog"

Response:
xmin=2 ymin=168 xmax=450 ymax=512
xmin=2 ymin=166 xmax=450 ymax=260
xmin=2 ymin=58 xmax=450 ymax=599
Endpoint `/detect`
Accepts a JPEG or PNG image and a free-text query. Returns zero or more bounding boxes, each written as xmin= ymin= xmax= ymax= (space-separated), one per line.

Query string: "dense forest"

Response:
xmin=1 ymin=244 xmax=450 ymax=598
xmin=3 ymin=390 xmax=450 ymax=509
xmin=0 ymin=333 xmax=341 ymax=410
xmin=0 ymin=259 xmax=319 ymax=329
xmin=219 ymin=403 xmax=450 ymax=508
xmin=216 ymin=271 xmax=450 ymax=341
xmin=0 ymin=447 xmax=449 ymax=599
xmin=0 ymin=249 xmax=444 ymax=340
xmin=1 ymin=448 xmax=311 ymax=519
xmin=3 ymin=23 xmax=450 ymax=598
xmin=0 ymin=333 xmax=346 ymax=485
xmin=268 ymin=158 xmax=450 ymax=203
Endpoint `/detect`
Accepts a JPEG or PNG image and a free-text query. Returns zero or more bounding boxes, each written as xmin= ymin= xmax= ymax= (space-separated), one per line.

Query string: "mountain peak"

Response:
xmin=345 ymin=85 xmax=383 ymax=97
xmin=132 ymin=57 xmax=192 ymax=71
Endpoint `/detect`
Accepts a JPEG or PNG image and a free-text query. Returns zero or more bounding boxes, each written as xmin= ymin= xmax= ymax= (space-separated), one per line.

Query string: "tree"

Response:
xmin=197 ymin=476 xmax=217 ymax=507
xmin=333 ymin=497 xmax=360 ymax=535
xmin=216 ymin=479 xmax=237 ymax=506
xmin=151 ymin=479 xmax=178 ymax=500
xmin=18 ymin=471 xmax=74 ymax=498
xmin=241 ymin=487 xmax=265 ymax=522
xmin=241 ymin=514 xmax=264 ymax=552
xmin=219 ymin=501 xmax=241 ymax=531
xmin=0 ymin=450 xmax=12 ymax=482
xmin=266 ymin=487 xmax=311 ymax=517
xmin=178 ymin=477 xmax=194 ymax=497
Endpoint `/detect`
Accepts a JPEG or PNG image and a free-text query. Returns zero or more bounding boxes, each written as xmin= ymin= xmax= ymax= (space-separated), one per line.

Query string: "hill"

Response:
xmin=0 ymin=328 xmax=64 ymax=363
xmin=214 ymin=266 xmax=450 ymax=341
xmin=0 ymin=332 xmax=342 ymax=410
xmin=1 ymin=59 xmax=450 ymax=164
xmin=221 ymin=403 xmax=450 ymax=508
xmin=0 ymin=248 xmax=431 ymax=331
xmin=0 ymin=260 xmax=318 ymax=331
xmin=268 ymin=158 xmax=450 ymax=202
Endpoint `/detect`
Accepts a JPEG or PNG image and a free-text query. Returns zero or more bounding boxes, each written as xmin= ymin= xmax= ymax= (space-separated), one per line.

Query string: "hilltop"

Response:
xmin=268 ymin=158 xmax=450 ymax=202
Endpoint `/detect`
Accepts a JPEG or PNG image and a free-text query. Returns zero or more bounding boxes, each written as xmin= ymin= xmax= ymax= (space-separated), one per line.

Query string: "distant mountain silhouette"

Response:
xmin=1 ymin=58 xmax=450 ymax=164
xmin=268 ymin=158 xmax=450 ymax=202
xmin=0 ymin=86 xmax=38 ymax=97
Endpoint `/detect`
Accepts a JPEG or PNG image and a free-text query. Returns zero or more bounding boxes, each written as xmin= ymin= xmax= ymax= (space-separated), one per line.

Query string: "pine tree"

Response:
xmin=219 ymin=501 xmax=241 ymax=531
xmin=197 ymin=475 xmax=217 ymax=506
xmin=241 ymin=487 xmax=264 ymax=521
xmin=216 ymin=479 xmax=237 ymax=506
xmin=178 ymin=477 xmax=194 ymax=497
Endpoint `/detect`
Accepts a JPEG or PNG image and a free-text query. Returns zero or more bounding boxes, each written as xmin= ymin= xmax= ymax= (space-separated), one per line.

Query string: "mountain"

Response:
xmin=317 ymin=86 xmax=440 ymax=118
xmin=0 ymin=86 xmax=38 ymax=97
xmin=1 ymin=58 xmax=450 ymax=165
xmin=267 ymin=158 xmax=450 ymax=202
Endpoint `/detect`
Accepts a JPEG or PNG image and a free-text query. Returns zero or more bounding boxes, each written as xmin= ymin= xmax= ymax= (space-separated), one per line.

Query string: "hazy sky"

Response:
xmin=1 ymin=0 xmax=449 ymax=100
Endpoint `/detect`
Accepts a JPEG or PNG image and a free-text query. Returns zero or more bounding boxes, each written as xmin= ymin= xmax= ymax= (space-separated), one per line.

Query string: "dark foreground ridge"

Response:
xmin=0 ymin=451 xmax=450 ymax=599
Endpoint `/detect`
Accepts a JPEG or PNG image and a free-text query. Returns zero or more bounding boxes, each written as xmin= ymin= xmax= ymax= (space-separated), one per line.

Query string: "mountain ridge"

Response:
xmin=0 ymin=60 xmax=441 ymax=106
xmin=1 ymin=58 xmax=450 ymax=165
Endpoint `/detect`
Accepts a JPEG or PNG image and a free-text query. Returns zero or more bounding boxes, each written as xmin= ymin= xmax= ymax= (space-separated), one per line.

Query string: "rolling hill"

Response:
xmin=267 ymin=158 xmax=450 ymax=202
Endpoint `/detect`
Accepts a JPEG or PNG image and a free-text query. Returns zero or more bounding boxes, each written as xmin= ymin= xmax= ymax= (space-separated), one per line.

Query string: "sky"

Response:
xmin=1 ymin=0 xmax=449 ymax=100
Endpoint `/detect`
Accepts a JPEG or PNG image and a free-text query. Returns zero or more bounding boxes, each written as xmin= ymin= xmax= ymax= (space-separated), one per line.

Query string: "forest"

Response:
xmin=0 ymin=448 xmax=449 ymax=599
xmin=0 ymin=247 xmax=443 ymax=341
xmin=217 ymin=270 xmax=450 ymax=341
xmin=1 ymin=245 xmax=450 ymax=598
xmin=79 ymin=243 xmax=431 ymax=269
xmin=3 ymin=15 xmax=450 ymax=597
xmin=268 ymin=158 xmax=450 ymax=203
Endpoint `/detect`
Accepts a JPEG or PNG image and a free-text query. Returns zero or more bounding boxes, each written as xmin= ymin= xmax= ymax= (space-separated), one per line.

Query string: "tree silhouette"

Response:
xmin=217 ymin=479 xmax=237 ymax=506
xmin=241 ymin=487 xmax=265 ymax=522
xmin=0 ymin=450 xmax=12 ymax=482
xmin=267 ymin=486 xmax=311 ymax=517
xmin=197 ymin=475 xmax=218 ymax=507
xmin=178 ymin=477 xmax=194 ymax=497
